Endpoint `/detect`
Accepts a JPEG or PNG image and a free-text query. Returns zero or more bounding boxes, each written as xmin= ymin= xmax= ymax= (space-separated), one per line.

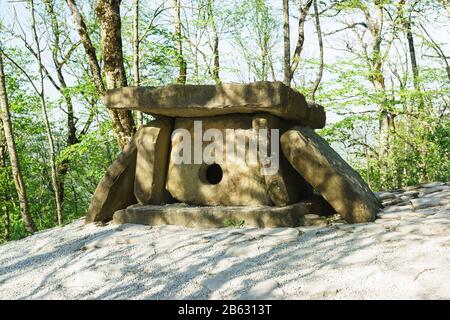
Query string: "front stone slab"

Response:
xmin=281 ymin=127 xmax=381 ymax=223
xmin=134 ymin=118 xmax=173 ymax=204
xmin=166 ymin=115 xmax=271 ymax=206
xmin=113 ymin=202 xmax=310 ymax=228
xmin=104 ymin=81 xmax=326 ymax=128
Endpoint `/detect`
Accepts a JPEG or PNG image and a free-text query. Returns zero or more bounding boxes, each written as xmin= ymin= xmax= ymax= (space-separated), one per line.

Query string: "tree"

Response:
xmin=66 ymin=0 xmax=135 ymax=149
xmin=0 ymin=53 xmax=36 ymax=233
xmin=183 ymin=0 xmax=223 ymax=84
xmin=42 ymin=0 xmax=83 ymax=209
xmin=398 ymin=0 xmax=424 ymax=110
xmin=132 ymin=0 xmax=144 ymax=126
xmin=283 ymin=0 xmax=290 ymax=86
xmin=96 ymin=0 xmax=136 ymax=147
xmin=173 ymin=0 xmax=187 ymax=84
xmin=207 ymin=0 xmax=220 ymax=83
xmin=420 ymin=22 xmax=450 ymax=82
xmin=310 ymin=0 xmax=324 ymax=102
xmin=333 ymin=0 xmax=395 ymax=188
xmin=232 ymin=0 xmax=278 ymax=81
xmin=0 ymin=119 xmax=11 ymax=240
xmin=285 ymin=0 xmax=313 ymax=87
xmin=29 ymin=0 xmax=63 ymax=225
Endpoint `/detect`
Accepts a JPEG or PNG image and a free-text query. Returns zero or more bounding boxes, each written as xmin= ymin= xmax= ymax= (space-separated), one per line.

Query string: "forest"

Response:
xmin=0 ymin=0 xmax=449 ymax=242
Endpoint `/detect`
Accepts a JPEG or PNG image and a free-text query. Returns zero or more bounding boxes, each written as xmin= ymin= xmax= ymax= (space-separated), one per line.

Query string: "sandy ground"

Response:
xmin=0 ymin=182 xmax=449 ymax=300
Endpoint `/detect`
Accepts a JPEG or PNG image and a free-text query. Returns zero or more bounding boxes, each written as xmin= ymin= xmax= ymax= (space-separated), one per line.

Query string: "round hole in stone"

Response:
xmin=204 ymin=163 xmax=223 ymax=185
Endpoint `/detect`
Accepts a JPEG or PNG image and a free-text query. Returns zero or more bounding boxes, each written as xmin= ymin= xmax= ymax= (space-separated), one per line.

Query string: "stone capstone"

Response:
xmin=104 ymin=81 xmax=326 ymax=128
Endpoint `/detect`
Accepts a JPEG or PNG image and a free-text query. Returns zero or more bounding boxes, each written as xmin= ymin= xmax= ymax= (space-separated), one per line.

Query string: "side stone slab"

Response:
xmin=280 ymin=127 xmax=381 ymax=223
xmin=85 ymin=139 xmax=138 ymax=223
xmin=104 ymin=81 xmax=326 ymax=128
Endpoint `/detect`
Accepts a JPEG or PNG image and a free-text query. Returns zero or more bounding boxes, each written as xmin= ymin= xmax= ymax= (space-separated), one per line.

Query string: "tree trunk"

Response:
xmin=65 ymin=0 xmax=105 ymax=95
xmin=283 ymin=0 xmax=290 ymax=86
xmin=132 ymin=0 xmax=143 ymax=126
xmin=96 ymin=0 xmax=135 ymax=148
xmin=44 ymin=1 xmax=78 ymax=146
xmin=55 ymin=66 xmax=75 ymax=207
xmin=370 ymin=0 xmax=394 ymax=188
xmin=364 ymin=137 xmax=371 ymax=189
xmin=44 ymin=0 xmax=78 ymax=207
xmin=399 ymin=0 xmax=424 ymax=111
xmin=289 ymin=0 xmax=313 ymax=84
xmin=400 ymin=2 xmax=428 ymax=181
xmin=310 ymin=0 xmax=323 ymax=102
xmin=207 ymin=0 xmax=220 ymax=84
xmin=0 ymin=120 xmax=11 ymax=240
xmin=405 ymin=22 xmax=420 ymax=99
xmin=261 ymin=39 xmax=268 ymax=81
xmin=0 ymin=54 xmax=36 ymax=233
xmin=173 ymin=0 xmax=187 ymax=84
xmin=30 ymin=0 xmax=64 ymax=225
xmin=66 ymin=0 xmax=135 ymax=149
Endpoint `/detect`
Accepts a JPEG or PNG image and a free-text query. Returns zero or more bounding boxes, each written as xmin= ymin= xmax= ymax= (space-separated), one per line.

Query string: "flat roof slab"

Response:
xmin=104 ymin=81 xmax=326 ymax=128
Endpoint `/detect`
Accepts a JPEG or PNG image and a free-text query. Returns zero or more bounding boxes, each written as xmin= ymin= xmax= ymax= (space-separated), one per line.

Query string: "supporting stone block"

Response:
xmin=252 ymin=114 xmax=312 ymax=206
xmin=134 ymin=117 xmax=174 ymax=204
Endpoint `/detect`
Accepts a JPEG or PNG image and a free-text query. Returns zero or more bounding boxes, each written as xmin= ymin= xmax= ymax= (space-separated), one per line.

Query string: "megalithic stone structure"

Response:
xmin=85 ymin=81 xmax=381 ymax=227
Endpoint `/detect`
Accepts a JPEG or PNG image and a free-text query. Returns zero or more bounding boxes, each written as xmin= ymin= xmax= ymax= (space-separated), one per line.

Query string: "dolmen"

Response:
xmin=85 ymin=81 xmax=381 ymax=228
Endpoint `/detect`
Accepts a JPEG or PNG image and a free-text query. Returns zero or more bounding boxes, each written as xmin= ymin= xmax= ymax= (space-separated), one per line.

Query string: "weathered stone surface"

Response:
xmin=85 ymin=140 xmax=137 ymax=223
xmin=166 ymin=115 xmax=313 ymax=206
xmin=104 ymin=81 xmax=326 ymax=128
xmin=402 ymin=190 xmax=419 ymax=198
xmin=134 ymin=118 xmax=173 ymax=204
xmin=113 ymin=202 xmax=310 ymax=228
xmin=300 ymin=214 xmax=328 ymax=227
xmin=421 ymin=185 xmax=448 ymax=196
xmin=166 ymin=115 xmax=270 ymax=206
xmin=281 ymin=127 xmax=381 ymax=223
xmin=382 ymin=198 xmax=403 ymax=207
xmin=375 ymin=192 xmax=397 ymax=201
xmin=252 ymin=114 xmax=312 ymax=206
xmin=411 ymin=197 xmax=448 ymax=210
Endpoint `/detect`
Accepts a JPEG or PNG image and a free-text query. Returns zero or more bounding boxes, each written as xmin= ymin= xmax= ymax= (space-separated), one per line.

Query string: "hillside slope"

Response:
xmin=0 ymin=182 xmax=449 ymax=299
